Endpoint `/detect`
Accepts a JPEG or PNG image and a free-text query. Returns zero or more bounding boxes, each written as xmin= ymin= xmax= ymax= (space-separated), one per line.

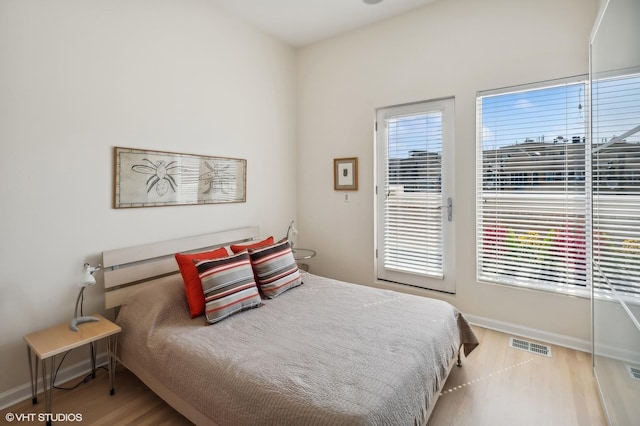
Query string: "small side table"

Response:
xmin=24 ymin=314 xmax=121 ymax=425
xmin=292 ymin=248 xmax=316 ymax=272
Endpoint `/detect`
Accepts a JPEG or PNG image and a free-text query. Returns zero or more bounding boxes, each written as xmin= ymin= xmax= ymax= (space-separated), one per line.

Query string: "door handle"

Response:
xmin=425 ymin=197 xmax=453 ymax=221
xmin=437 ymin=197 xmax=453 ymax=221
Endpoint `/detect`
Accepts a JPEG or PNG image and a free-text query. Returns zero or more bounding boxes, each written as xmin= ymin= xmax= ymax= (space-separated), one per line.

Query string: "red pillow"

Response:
xmin=175 ymin=247 xmax=229 ymax=318
xmin=229 ymin=236 xmax=275 ymax=254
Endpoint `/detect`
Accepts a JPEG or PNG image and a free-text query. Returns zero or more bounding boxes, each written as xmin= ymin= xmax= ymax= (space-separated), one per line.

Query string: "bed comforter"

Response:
xmin=116 ymin=271 xmax=478 ymax=425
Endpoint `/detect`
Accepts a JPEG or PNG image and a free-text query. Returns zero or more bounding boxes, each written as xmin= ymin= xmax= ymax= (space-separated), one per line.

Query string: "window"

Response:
xmin=592 ymin=72 xmax=640 ymax=300
xmin=476 ymin=77 xmax=588 ymax=294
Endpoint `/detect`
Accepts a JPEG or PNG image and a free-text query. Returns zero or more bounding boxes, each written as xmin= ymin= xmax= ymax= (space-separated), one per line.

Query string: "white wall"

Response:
xmin=297 ymin=0 xmax=598 ymax=344
xmin=591 ymin=0 xmax=640 ymax=73
xmin=0 ymin=0 xmax=296 ymax=396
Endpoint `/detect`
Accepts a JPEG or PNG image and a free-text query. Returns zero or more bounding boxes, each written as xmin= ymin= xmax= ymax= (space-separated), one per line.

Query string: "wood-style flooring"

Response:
xmin=1 ymin=327 xmax=606 ymax=425
xmin=428 ymin=327 xmax=605 ymax=426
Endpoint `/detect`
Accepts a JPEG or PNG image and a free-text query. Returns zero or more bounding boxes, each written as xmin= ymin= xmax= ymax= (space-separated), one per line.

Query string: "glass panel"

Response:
xmin=591 ymin=0 xmax=640 ymax=423
xmin=384 ymin=111 xmax=443 ymax=277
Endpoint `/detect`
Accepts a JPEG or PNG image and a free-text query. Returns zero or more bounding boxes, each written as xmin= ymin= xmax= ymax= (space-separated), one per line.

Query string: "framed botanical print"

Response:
xmin=114 ymin=147 xmax=246 ymax=208
xmin=334 ymin=157 xmax=358 ymax=191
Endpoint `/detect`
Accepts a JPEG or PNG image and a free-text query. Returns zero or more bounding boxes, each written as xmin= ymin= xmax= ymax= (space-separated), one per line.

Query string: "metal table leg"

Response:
xmin=107 ymin=334 xmax=118 ymax=395
xmin=26 ymin=346 xmax=38 ymax=405
xmin=89 ymin=342 xmax=96 ymax=379
xmin=41 ymin=356 xmax=54 ymax=426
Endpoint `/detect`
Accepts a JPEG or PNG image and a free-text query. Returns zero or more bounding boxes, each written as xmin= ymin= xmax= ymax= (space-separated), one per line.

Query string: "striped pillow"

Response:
xmin=195 ymin=252 xmax=262 ymax=324
xmin=249 ymin=240 xmax=303 ymax=298
xmin=175 ymin=246 xmax=230 ymax=318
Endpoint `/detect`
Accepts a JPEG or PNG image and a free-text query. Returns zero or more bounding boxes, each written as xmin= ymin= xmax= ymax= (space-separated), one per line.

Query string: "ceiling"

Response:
xmin=207 ymin=0 xmax=440 ymax=47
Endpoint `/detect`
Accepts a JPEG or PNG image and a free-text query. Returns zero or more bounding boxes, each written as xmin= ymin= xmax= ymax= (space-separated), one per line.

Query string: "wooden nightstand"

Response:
xmin=23 ymin=314 xmax=121 ymax=425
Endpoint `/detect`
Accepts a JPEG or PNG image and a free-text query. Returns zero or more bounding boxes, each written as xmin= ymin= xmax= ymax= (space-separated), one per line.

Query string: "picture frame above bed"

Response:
xmin=113 ymin=147 xmax=246 ymax=208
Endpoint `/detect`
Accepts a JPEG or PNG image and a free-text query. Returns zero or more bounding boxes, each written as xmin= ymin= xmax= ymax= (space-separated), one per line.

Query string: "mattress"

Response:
xmin=115 ymin=271 xmax=478 ymax=425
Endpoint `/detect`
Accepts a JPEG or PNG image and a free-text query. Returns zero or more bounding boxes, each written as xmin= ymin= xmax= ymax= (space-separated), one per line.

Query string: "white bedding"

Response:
xmin=115 ymin=271 xmax=478 ymax=425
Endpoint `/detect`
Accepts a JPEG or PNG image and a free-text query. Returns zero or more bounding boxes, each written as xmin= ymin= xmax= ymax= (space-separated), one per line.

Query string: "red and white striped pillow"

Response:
xmin=249 ymin=240 xmax=303 ymax=298
xmin=196 ymin=252 xmax=262 ymax=324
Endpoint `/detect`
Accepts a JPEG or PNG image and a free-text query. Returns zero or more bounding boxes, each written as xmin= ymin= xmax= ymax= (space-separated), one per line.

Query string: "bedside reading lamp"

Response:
xmin=285 ymin=220 xmax=298 ymax=248
xmin=69 ymin=263 xmax=101 ymax=331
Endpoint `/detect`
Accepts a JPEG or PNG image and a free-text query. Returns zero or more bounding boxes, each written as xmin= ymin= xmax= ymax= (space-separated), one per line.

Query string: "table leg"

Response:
xmin=89 ymin=341 xmax=96 ymax=379
xmin=106 ymin=334 xmax=118 ymax=395
xmin=41 ymin=356 xmax=54 ymax=426
xmin=26 ymin=346 xmax=38 ymax=405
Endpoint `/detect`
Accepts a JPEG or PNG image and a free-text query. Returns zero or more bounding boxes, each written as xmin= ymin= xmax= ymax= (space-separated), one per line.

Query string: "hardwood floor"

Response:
xmin=593 ymin=355 xmax=640 ymax=425
xmin=428 ymin=327 xmax=605 ymax=426
xmin=1 ymin=365 xmax=191 ymax=425
xmin=1 ymin=327 xmax=605 ymax=425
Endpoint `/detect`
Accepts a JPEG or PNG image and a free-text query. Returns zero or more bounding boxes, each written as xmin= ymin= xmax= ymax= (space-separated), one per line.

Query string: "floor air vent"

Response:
xmin=509 ymin=337 xmax=552 ymax=357
xmin=626 ymin=365 xmax=640 ymax=381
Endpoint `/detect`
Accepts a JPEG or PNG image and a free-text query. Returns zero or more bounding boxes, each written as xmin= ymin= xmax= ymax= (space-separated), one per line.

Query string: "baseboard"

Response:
xmin=593 ymin=342 xmax=640 ymax=364
xmin=0 ymin=352 xmax=107 ymax=411
xmin=465 ymin=313 xmax=592 ymax=354
xmin=466 ymin=313 xmax=640 ymax=364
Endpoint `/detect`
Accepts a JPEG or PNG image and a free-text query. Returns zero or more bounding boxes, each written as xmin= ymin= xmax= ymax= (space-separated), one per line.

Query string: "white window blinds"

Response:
xmin=592 ymin=73 xmax=640 ymax=300
xmin=383 ymin=110 xmax=444 ymax=279
xmin=476 ymin=78 xmax=588 ymax=292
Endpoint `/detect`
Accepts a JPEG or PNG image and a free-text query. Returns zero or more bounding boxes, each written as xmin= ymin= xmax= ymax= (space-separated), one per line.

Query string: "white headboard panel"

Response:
xmin=102 ymin=226 xmax=260 ymax=309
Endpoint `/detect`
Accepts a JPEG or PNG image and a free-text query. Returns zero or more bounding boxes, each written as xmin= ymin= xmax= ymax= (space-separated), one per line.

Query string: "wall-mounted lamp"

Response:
xmin=69 ymin=263 xmax=101 ymax=331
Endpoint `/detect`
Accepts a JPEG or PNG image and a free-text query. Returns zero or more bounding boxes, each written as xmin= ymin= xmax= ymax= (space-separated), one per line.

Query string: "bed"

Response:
xmin=103 ymin=227 xmax=478 ymax=425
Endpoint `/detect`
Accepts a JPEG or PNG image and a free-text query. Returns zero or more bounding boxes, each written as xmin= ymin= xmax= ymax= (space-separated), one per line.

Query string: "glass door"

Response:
xmin=376 ymin=98 xmax=455 ymax=293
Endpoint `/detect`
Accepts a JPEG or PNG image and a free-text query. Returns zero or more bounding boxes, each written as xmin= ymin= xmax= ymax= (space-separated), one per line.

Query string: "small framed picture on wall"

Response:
xmin=334 ymin=157 xmax=358 ymax=191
